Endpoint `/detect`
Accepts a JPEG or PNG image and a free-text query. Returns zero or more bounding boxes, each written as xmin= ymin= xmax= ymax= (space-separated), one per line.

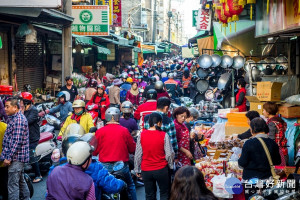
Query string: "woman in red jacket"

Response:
xmin=86 ymin=84 xmax=110 ymax=121
xmin=134 ymin=112 xmax=174 ymax=200
xmin=126 ymin=82 xmax=140 ymax=106
xmin=235 ymin=78 xmax=247 ymax=112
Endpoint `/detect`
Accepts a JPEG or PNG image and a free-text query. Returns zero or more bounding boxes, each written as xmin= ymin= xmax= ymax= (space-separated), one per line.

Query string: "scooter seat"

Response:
xmin=39 ymin=132 xmax=53 ymax=144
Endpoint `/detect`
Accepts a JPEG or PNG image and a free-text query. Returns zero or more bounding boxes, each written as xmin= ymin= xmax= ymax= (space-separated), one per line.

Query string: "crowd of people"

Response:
xmin=0 ymin=56 xmax=293 ymax=200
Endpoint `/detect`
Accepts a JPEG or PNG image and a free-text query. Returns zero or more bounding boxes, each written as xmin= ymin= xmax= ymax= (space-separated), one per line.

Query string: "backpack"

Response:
xmin=120 ymin=89 xmax=127 ymax=103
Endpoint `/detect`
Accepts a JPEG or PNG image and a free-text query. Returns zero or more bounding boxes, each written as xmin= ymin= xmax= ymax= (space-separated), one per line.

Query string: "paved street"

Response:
xmin=32 ymin=175 xmax=147 ymax=200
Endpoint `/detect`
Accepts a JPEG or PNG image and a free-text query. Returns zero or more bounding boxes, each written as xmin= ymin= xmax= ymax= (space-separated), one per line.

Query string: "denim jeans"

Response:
xmin=7 ymin=161 xmax=30 ymax=200
xmin=102 ymin=162 xmax=137 ymax=200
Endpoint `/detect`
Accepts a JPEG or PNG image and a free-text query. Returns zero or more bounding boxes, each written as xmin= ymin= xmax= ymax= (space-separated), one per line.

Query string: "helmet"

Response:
xmin=126 ymin=77 xmax=133 ymax=83
xmin=72 ymin=100 xmax=85 ymax=108
xmin=150 ymin=77 xmax=157 ymax=84
xmin=121 ymin=101 xmax=134 ymax=114
xmin=57 ymin=91 xmax=70 ymax=102
xmin=129 ymin=71 xmax=134 ymax=75
xmin=96 ymin=61 xmax=102 ymax=66
xmin=20 ymin=92 xmax=33 ymax=103
xmin=138 ymin=76 xmax=143 ymax=79
xmin=62 ymin=123 xmax=86 ymax=139
xmin=97 ymin=84 xmax=106 ymax=91
xmin=90 ymin=79 xmax=98 ymax=88
xmin=62 ymin=135 xmax=81 ymax=156
xmin=23 ymin=84 xmax=31 ymax=92
xmin=105 ymin=107 xmax=121 ymax=122
xmin=188 ymin=107 xmax=200 ymax=119
xmin=168 ymin=73 xmax=174 ymax=79
xmin=122 ymin=73 xmax=128 ymax=79
xmin=161 ymin=72 xmax=167 ymax=78
xmin=155 ymin=81 xmax=164 ymax=90
xmin=67 ymin=141 xmax=94 ymax=166
xmin=146 ymin=89 xmax=157 ymax=100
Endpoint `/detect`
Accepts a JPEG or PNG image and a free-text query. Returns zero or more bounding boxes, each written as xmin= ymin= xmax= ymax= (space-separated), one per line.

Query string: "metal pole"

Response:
xmin=62 ymin=0 xmax=72 ymax=86
xmin=167 ymin=0 xmax=171 ymax=42
xmin=152 ymin=0 xmax=157 ymax=43
xmin=231 ymin=69 xmax=235 ymax=108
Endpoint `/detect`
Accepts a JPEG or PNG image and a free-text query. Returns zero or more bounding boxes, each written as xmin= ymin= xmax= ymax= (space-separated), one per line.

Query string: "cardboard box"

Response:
xmin=46 ymin=76 xmax=53 ymax=83
xmin=52 ymin=78 xmax=59 ymax=84
xmin=225 ymin=122 xmax=249 ymax=135
xmin=246 ymin=96 xmax=265 ymax=115
xmin=279 ymin=103 xmax=300 ymax=118
xmin=227 ymin=112 xmax=248 ymax=123
xmin=218 ymin=108 xmax=239 ymax=118
xmin=256 ymin=82 xmax=283 ymax=101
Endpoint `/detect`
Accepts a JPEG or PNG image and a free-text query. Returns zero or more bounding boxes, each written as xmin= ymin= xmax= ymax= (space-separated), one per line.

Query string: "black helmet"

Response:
xmin=150 ymin=77 xmax=157 ymax=84
xmin=62 ymin=136 xmax=81 ymax=156
xmin=146 ymin=89 xmax=157 ymax=100
xmin=90 ymin=79 xmax=98 ymax=88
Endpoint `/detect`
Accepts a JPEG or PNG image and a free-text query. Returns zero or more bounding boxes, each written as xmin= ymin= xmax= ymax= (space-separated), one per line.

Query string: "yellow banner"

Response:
xmin=284 ymin=0 xmax=300 ymax=29
xmin=97 ymin=0 xmax=113 ymax=25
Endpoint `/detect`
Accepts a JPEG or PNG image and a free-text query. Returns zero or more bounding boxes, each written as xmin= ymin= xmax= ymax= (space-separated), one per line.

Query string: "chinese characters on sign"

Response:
xmin=196 ymin=8 xmax=211 ymax=31
xmin=72 ymin=6 xmax=109 ymax=36
xmin=113 ymin=0 xmax=122 ymax=27
xmin=192 ymin=10 xmax=198 ymax=27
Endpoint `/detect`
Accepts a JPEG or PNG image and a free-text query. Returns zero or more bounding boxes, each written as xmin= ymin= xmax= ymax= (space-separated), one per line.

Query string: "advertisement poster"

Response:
xmin=269 ymin=0 xmax=284 ymax=33
xmin=113 ymin=0 xmax=122 ymax=27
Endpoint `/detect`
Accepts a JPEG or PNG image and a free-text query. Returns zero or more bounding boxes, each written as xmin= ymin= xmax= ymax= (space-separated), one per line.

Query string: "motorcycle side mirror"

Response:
xmin=89 ymin=127 xmax=97 ymax=133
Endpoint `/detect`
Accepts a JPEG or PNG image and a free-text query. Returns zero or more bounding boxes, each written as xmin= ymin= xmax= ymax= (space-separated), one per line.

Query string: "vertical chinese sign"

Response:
xmin=192 ymin=10 xmax=198 ymax=27
xmin=100 ymin=0 xmax=113 ymax=25
xmin=72 ymin=5 xmax=109 ymax=36
xmin=112 ymin=0 xmax=122 ymax=27
xmin=196 ymin=8 xmax=211 ymax=31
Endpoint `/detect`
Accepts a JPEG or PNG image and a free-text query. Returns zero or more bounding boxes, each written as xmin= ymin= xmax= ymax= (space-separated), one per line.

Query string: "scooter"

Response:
xmin=87 ymin=97 xmax=106 ymax=129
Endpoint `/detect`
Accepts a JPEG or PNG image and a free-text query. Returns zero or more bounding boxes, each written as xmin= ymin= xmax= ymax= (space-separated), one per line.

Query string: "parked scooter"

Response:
xmin=87 ymin=97 xmax=106 ymax=129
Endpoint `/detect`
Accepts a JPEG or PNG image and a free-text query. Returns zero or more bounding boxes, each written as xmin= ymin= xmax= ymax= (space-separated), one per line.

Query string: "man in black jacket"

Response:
xmin=21 ymin=92 xmax=42 ymax=183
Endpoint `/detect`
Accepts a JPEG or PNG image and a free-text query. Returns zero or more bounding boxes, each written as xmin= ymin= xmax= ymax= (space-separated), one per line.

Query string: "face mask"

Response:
xmin=75 ymin=110 xmax=84 ymax=116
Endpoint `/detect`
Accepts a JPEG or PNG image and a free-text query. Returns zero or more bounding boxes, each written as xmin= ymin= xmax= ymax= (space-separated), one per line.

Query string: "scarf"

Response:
xmin=130 ymin=87 xmax=139 ymax=96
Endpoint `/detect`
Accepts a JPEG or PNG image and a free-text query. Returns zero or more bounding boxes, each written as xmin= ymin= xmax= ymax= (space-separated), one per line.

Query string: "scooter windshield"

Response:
xmin=62 ymin=123 xmax=86 ymax=140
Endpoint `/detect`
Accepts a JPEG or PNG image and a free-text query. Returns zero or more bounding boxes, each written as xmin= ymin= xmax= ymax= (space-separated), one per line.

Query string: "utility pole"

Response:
xmin=62 ymin=0 xmax=72 ymax=85
xmin=152 ymin=0 xmax=157 ymax=43
xmin=167 ymin=0 xmax=172 ymax=42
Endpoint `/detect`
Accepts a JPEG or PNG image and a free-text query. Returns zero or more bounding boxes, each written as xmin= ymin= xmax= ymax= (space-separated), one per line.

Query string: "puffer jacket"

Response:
xmin=58 ymin=112 xmax=95 ymax=136
xmin=86 ymin=93 xmax=110 ymax=120
xmin=48 ymin=157 xmax=125 ymax=200
xmin=49 ymin=102 xmax=73 ymax=122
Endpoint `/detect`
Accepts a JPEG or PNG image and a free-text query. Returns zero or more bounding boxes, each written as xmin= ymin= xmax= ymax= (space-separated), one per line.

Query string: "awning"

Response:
xmin=188 ymin=31 xmax=208 ymax=46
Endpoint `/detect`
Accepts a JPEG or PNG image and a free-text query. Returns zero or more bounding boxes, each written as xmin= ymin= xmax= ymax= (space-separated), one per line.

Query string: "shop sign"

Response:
xmin=196 ymin=8 xmax=212 ymax=31
xmin=0 ymin=36 xmax=2 ymax=49
xmin=96 ymin=0 xmax=113 ymax=25
xmin=72 ymin=5 xmax=109 ymax=36
xmin=192 ymin=10 xmax=198 ymax=27
xmin=112 ymin=0 xmax=122 ymax=27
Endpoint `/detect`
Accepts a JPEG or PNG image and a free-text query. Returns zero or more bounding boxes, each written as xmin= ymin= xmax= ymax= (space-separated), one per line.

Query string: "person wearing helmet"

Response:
xmin=155 ymin=81 xmax=170 ymax=100
xmin=134 ymin=89 xmax=157 ymax=128
xmin=164 ymin=73 xmax=182 ymax=105
xmin=142 ymin=76 xmax=156 ymax=98
xmin=86 ymin=84 xmax=110 ymax=121
xmin=20 ymin=92 xmax=42 ymax=183
xmin=126 ymin=82 xmax=140 ymax=106
xmin=60 ymin=76 xmax=78 ymax=102
xmin=142 ymin=71 xmax=149 ymax=82
xmin=133 ymin=72 xmax=139 ymax=83
xmin=175 ymin=64 xmax=183 ymax=82
xmin=39 ymin=91 xmax=73 ymax=122
xmin=120 ymin=77 xmax=132 ymax=92
xmin=109 ymin=79 xmax=123 ymax=108
xmin=121 ymin=73 xmax=128 ymax=83
xmin=94 ymin=107 xmax=137 ymax=200
xmin=48 ymin=128 xmax=126 ymax=200
xmin=47 ymin=141 xmax=96 ymax=199
xmin=58 ymin=100 xmax=94 ymax=137
xmin=182 ymin=68 xmax=192 ymax=97
xmin=119 ymin=101 xmax=138 ymax=136
xmin=84 ymin=79 xmax=97 ymax=103
xmin=137 ymin=76 xmax=147 ymax=88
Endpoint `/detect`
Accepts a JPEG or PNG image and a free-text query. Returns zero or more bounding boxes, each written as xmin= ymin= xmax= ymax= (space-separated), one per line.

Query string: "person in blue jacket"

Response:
xmin=38 ymin=91 xmax=73 ymax=122
xmin=48 ymin=135 xmax=126 ymax=200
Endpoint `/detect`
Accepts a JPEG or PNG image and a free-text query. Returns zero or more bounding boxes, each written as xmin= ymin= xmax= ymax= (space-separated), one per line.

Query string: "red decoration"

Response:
xmin=227 ymin=0 xmax=244 ymax=21
xmin=223 ymin=2 xmax=232 ymax=17
xmin=216 ymin=8 xmax=228 ymax=24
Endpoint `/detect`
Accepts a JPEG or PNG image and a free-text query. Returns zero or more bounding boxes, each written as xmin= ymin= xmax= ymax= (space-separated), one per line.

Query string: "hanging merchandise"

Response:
xmin=247 ymin=0 xmax=256 ymax=20
xmin=227 ymin=0 xmax=244 ymax=31
xmin=222 ymin=2 xmax=233 ymax=32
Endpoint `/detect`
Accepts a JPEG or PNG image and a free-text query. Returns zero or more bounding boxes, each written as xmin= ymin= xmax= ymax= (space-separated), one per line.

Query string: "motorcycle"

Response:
xmin=87 ymin=97 xmax=106 ymax=129
xmin=102 ymin=161 xmax=128 ymax=200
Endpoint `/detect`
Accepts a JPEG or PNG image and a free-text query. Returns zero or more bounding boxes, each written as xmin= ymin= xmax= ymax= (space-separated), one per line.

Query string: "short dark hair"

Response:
xmin=245 ymin=111 xmax=260 ymax=121
xmin=65 ymin=76 xmax=73 ymax=81
xmin=263 ymin=102 xmax=278 ymax=115
xmin=173 ymin=106 xmax=190 ymax=119
xmin=6 ymin=97 xmax=20 ymax=109
xmin=250 ymin=117 xmax=269 ymax=134
xmin=131 ymin=82 xmax=138 ymax=86
xmin=157 ymin=97 xmax=171 ymax=110
xmin=238 ymin=78 xmax=246 ymax=87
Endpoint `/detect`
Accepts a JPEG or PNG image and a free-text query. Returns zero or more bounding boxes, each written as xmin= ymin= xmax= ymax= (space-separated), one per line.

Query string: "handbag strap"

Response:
xmin=257 ymin=137 xmax=279 ymax=183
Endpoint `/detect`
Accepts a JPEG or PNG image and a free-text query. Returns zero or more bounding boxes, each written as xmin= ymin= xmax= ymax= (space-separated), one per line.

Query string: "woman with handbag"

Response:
xmin=238 ymin=117 xmax=281 ymax=200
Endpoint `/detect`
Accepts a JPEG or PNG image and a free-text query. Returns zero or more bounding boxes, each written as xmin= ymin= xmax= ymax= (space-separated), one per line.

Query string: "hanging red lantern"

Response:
xmin=216 ymin=8 xmax=229 ymax=35
xmin=227 ymin=0 xmax=244 ymax=31
xmin=223 ymin=2 xmax=232 ymax=17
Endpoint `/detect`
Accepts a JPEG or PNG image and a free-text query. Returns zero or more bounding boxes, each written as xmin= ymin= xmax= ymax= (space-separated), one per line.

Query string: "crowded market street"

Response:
xmin=1 ymin=1 xmax=300 ymax=200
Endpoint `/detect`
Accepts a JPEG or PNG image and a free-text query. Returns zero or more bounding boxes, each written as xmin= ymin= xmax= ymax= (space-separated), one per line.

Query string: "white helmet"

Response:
xmin=168 ymin=73 xmax=174 ymax=79
xmin=67 ymin=141 xmax=94 ymax=166
xmin=105 ymin=107 xmax=121 ymax=122
xmin=60 ymin=91 xmax=71 ymax=102
xmin=155 ymin=81 xmax=164 ymax=90
xmin=161 ymin=72 xmax=167 ymax=78
xmin=121 ymin=101 xmax=133 ymax=113
xmin=63 ymin=123 xmax=86 ymax=140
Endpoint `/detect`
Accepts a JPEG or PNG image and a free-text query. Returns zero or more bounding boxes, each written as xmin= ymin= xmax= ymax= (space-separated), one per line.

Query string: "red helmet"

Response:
xmin=97 ymin=84 xmax=106 ymax=91
xmin=21 ymin=92 xmax=33 ymax=101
